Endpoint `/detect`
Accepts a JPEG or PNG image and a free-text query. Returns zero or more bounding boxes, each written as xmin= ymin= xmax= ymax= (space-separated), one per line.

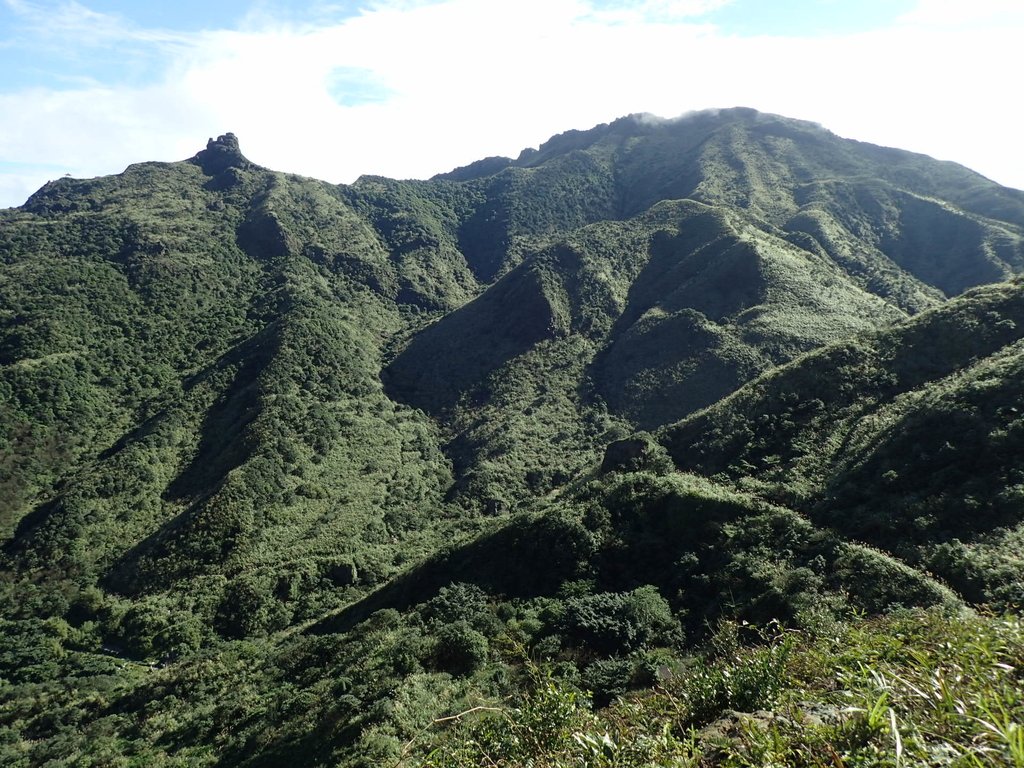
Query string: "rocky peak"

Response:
xmin=192 ymin=132 xmax=251 ymax=175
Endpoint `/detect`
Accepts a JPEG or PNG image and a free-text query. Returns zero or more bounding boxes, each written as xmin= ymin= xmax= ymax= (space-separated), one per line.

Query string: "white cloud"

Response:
xmin=0 ymin=171 xmax=54 ymax=210
xmin=897 ymin=0 xmax=1024 ymax=26
xmin=586 ymin=0 xmax=732 ymax=23
xmin=0 ymin=0 xmax=1022 ymax=209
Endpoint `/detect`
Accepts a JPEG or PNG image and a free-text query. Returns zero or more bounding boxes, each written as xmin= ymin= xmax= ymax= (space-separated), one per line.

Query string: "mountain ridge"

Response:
xmin=2 ymin=108 xmax=1024 ymax=766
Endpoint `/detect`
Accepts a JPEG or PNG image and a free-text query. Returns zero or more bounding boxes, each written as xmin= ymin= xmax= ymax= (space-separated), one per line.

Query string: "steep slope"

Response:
xmin=457 ymin=108 xmax=1024 ymax=300
xmin=3 ymin=112 xmax=1024 ymax=767
xmin=4 ymin=111 xmax=1024 ymax=631
xmin=1 ymin=136 xmax=476 ymax=646
xmin=662 ymin=277 xmax=1024 ymax=607
xmin=389 ymin=109 xmax=1024 ymax=462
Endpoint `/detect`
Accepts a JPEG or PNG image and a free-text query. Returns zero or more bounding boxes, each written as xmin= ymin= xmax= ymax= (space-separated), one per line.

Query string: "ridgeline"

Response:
xmin=2 ymin=110 xmax=1023 ymax=766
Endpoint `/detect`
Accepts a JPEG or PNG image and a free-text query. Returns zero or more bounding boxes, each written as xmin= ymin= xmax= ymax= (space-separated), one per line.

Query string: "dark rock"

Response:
xmin=192 ymin=133 xmax=251 ymax=175
xmin=327 ymin=560 xmax=358 ymax=586
xmin=600 ymin=437 xmax=650 ymax=473
xmin=484 ymin=498 xmax=509 ymax=516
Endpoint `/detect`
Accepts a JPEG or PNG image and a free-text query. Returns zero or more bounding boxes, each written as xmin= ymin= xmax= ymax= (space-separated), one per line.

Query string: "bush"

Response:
xmin=433 ymin=621 xmax=489 ymax=676
xmin=555 ymin=585 xmax=680 ymax=654
xmin=582 ymin=657 xmax=635 ymax=707
xmin=421 ymin=583 xmax=493 ymax=633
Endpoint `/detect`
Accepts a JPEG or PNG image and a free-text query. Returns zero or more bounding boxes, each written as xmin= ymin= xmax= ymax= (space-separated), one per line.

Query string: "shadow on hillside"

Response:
xmin=307 ymin=513 xmax=589 ymax=635
xmin=162 ymin=333 xmax=273 ymax=504
xmin=383 ymin=262 xmax=563 ymax=415
xmin=587 ymin=212 xmax=766 ymax=428
xmin=104 ymin=330 xmax=276 ymax=593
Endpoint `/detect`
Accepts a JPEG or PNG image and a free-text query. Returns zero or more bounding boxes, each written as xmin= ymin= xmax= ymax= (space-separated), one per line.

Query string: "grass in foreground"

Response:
xmin=414 ymin=609 xmax=1024 ymax=767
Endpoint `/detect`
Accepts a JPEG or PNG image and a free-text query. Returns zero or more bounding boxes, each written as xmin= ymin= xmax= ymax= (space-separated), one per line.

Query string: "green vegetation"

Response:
xmin=662 ymin=278 xmax=1024 ymax=610
xmin=1 ymin=112 xmax=1024 ymax=765
xmin=419 ymin=610 xmax=1024 ymax=768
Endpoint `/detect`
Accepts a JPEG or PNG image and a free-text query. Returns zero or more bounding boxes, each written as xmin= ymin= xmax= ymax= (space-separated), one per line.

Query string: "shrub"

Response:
xmin=433 ymin=621 xmax=489 ymax=676
xmin=555 ymin=585 xmax=681 ymax=654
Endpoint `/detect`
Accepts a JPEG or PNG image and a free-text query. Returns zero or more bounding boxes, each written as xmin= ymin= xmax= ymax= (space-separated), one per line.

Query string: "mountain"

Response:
xmin=1 ymin=109 xmax=1024 ymax=766
xmin=661 ymin=277 xmax=1024 ymax=608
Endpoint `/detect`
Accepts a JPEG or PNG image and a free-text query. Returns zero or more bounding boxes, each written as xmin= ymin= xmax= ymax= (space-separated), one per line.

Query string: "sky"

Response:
xmin=1 ymin=0 xmax=1022 ymax=208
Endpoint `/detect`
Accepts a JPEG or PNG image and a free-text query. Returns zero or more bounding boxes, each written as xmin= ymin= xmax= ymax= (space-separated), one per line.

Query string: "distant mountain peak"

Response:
xmin=434 ymin=108 xmax=804 ymax=181
xmin=614 ymin=106 xmax=763 ymax=127
xmin=192 ymin=132 xmax=251 ymax=175
xmin=512 ymin=107 xmax=797 ymax=169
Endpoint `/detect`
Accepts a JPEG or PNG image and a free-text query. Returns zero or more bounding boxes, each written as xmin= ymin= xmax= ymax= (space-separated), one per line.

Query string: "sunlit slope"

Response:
xmin=662 ymin=278 xmax=1024 ymax=607
xmin=1 ymin=137 xmax=467 ymax=636
xmin=2 ymin=111 xmax=1024 ymax=768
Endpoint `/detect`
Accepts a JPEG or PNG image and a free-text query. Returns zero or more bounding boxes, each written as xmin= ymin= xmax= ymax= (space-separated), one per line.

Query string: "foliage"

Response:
xmin=555 ymin=585 xmax=680 ymax=654
xmin=663 ymin=278 xmax=1024 ymax=608
xmin=417 ymin=610 xmax=1024 ymax=768
xmin=1 ymin=110 xmax=1024 ymax=766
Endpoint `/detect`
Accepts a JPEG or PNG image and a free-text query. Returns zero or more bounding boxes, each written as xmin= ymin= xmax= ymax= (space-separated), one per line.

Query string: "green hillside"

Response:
xmin=2 ymin=110 xmax=1024 ymax=766
xmin=662 ymin=278 xmax=1024 ymax=609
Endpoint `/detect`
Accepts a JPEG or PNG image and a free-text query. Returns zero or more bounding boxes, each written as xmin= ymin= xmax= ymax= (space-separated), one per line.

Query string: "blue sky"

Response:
xmin=1 ymin=0 xmax=1021 ymax=207
xmin=704 ymin=0 xmax=916 ymax=35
